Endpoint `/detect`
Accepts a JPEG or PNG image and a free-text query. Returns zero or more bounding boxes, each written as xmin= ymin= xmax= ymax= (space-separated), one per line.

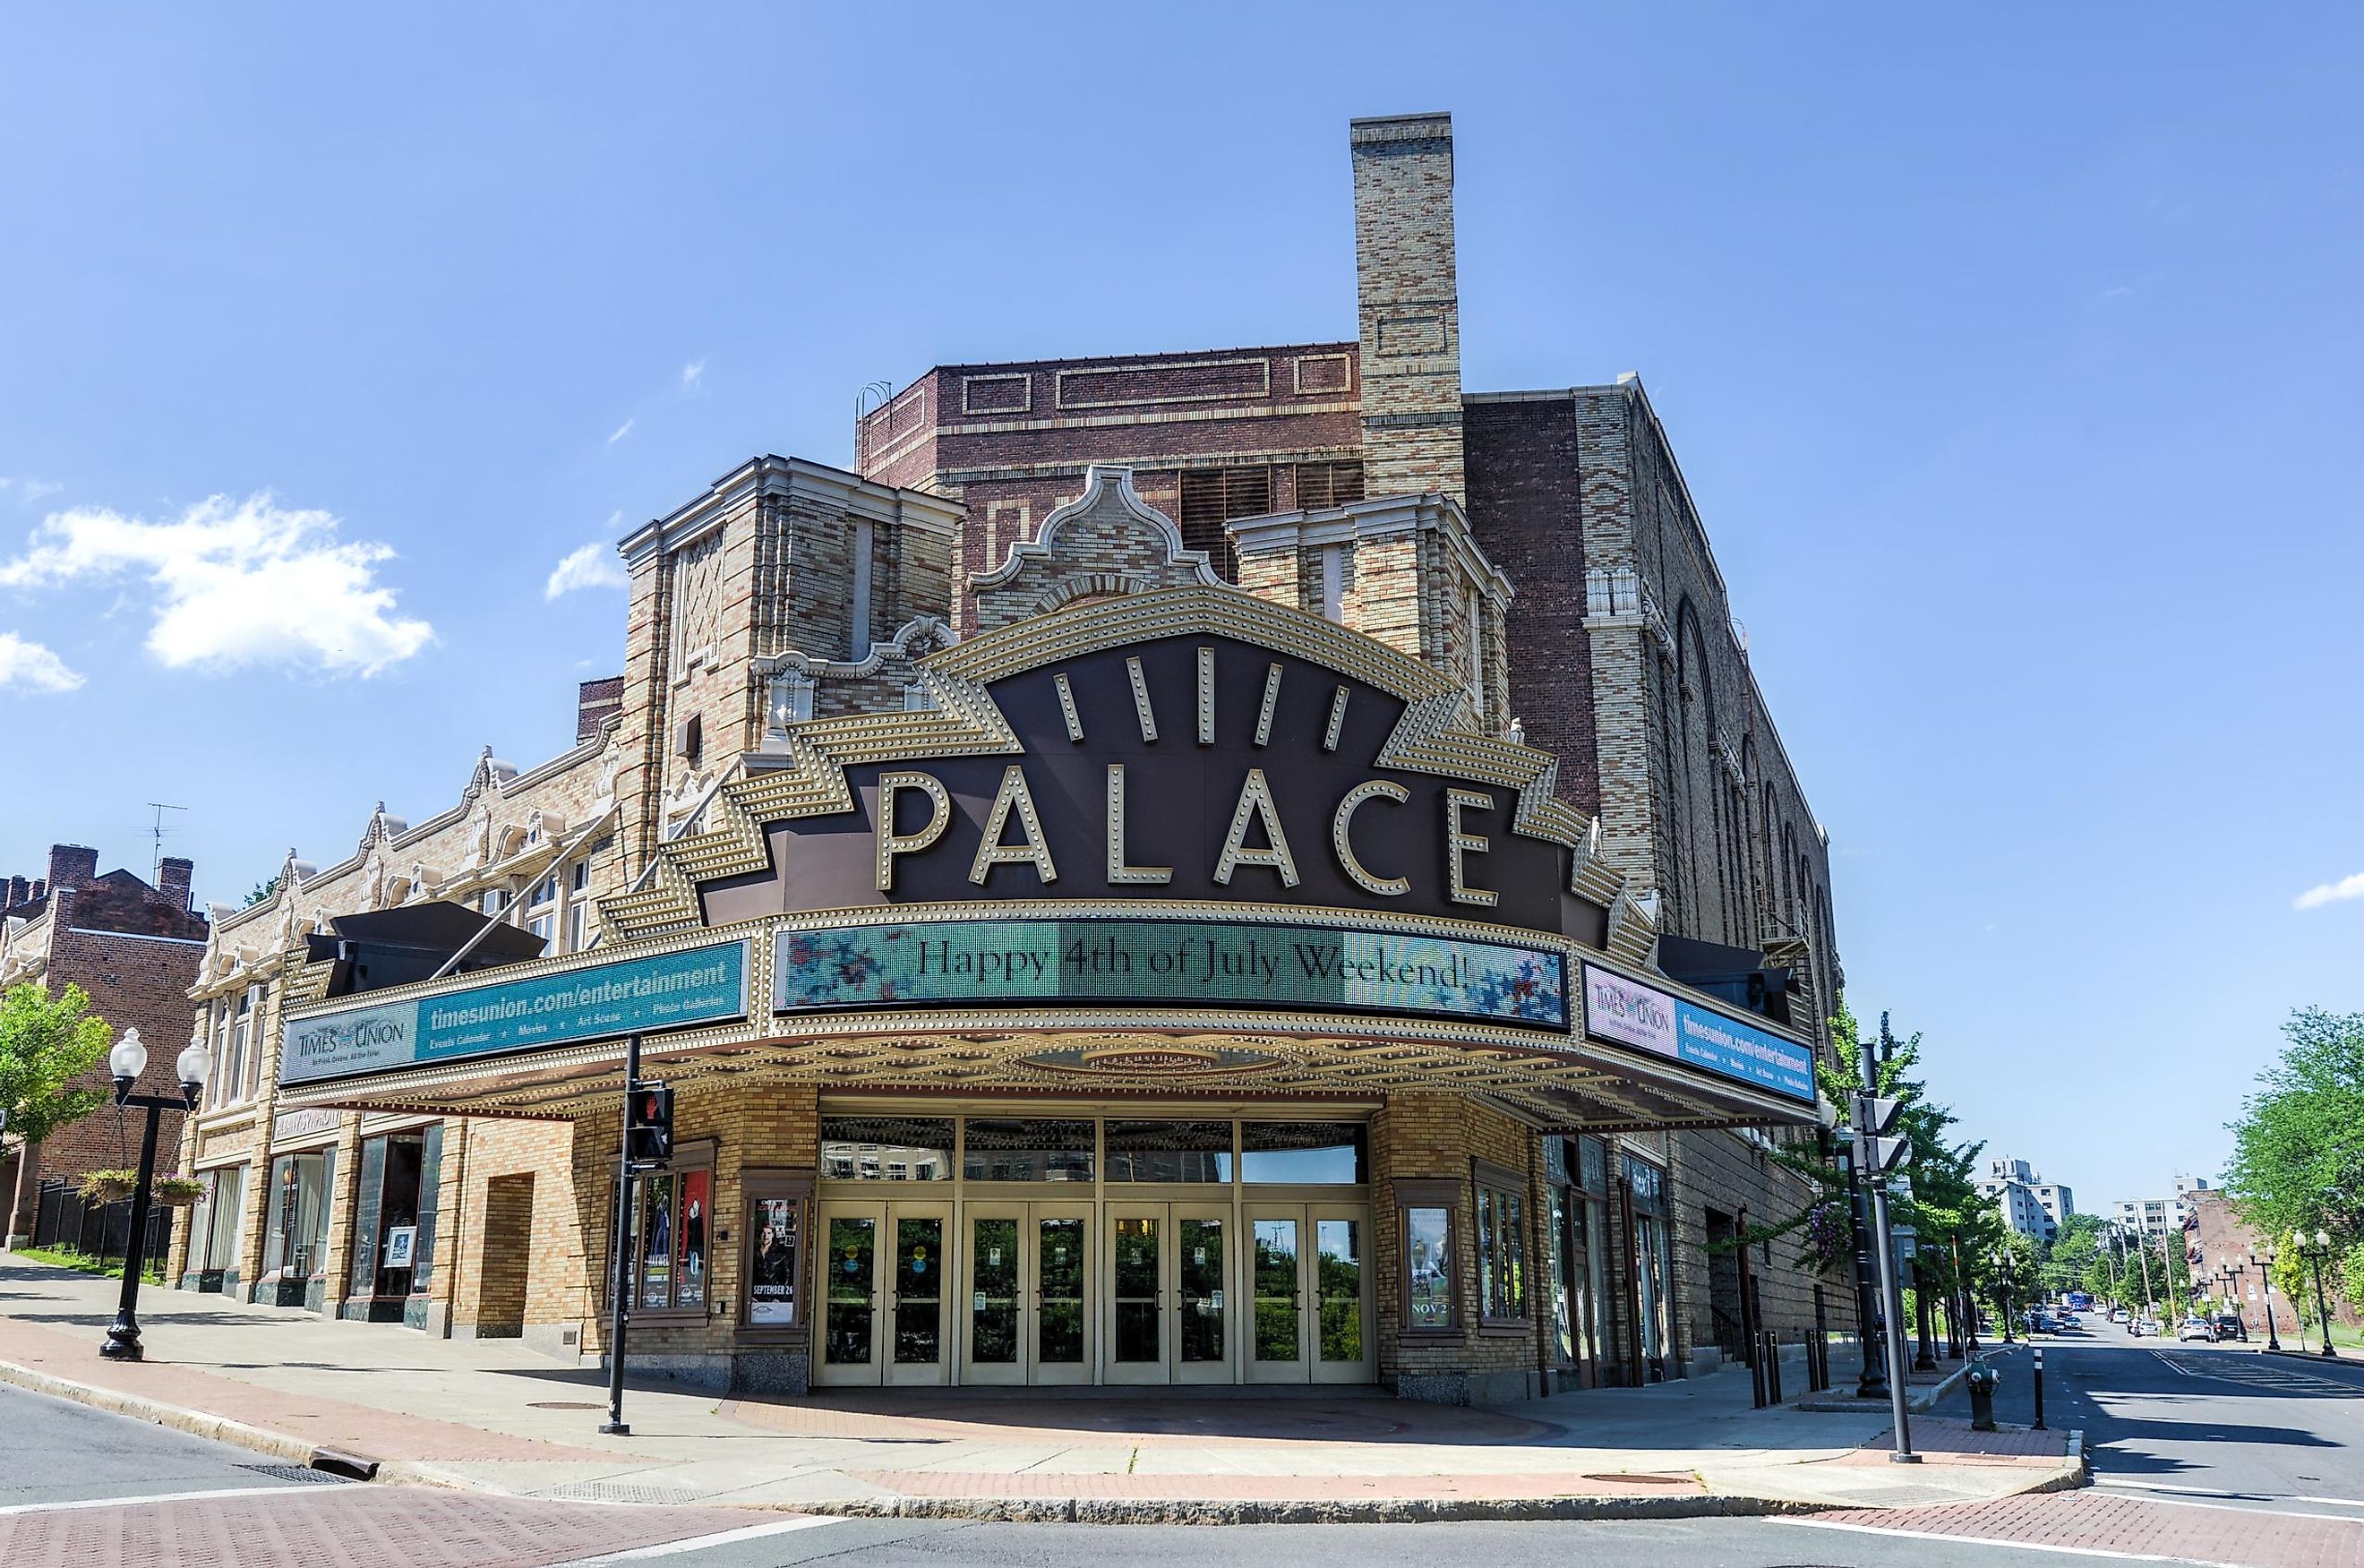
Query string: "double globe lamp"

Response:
xmin=98 ymin=1028 xmax=211 ymax=1362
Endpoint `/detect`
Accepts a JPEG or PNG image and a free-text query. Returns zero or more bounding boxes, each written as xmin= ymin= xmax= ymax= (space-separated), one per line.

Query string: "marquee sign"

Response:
xmin=774 ymin=917 xmax=1568 ymax=1030
xmin=280 ymin=938 xmax=751 ymax=1085
xmin=1579 ymin=962 xmax=1817 ymax=1103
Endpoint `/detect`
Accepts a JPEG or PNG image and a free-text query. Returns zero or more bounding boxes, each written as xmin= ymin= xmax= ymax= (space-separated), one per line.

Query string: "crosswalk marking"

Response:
xmin=2149 ymin=1352 xmax=2364 ymax=1398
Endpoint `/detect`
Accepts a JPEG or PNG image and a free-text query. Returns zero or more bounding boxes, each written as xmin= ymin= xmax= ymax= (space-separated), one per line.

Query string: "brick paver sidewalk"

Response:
xmin=0 ymin=1310 xmax=615 ymax=1469
xmin=0 ymin=1487 xmax=790 ymax=1568
xmin=1794 ymin=1490 xmax=2364 ymax=1567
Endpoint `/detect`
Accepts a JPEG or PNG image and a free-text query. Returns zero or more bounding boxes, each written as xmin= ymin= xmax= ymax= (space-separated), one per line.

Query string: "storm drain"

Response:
xmin=544 ymin=1481 xmax=702 ymax=1505
xmin=527 ymin=1401 xmax=608 ymax=1410
xmin=237 ymin=1463 xmax=351 ymax=1485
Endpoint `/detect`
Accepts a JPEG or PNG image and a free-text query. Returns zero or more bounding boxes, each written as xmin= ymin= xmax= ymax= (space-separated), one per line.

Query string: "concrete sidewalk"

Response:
xmin=0 ymin=1260 xmax=2083 ymax=1522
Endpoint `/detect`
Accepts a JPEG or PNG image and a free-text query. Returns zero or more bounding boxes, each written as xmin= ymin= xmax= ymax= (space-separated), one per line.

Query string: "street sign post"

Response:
xmin=1854 ymin=1080 xmax=1920 ymax=1463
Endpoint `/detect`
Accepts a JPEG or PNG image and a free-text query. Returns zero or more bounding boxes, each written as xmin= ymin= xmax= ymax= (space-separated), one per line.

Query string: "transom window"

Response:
xmin=817 ymin=1113 xmax=1373 ymax=1188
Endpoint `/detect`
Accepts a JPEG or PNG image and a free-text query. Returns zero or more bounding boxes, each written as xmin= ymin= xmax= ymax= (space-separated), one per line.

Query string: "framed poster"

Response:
xmin=384 ymin=1225 xmax=416 ymax=1269
xmin=740 ymin=1170 xmax=813 ymax=1333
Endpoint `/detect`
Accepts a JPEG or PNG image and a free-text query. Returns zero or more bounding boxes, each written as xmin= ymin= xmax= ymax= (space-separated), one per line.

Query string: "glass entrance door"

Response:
xmin=959 ymin=1203 xmax=1092 ymax=1385
xmin=1106 ymin=1204 xmax=1236 ymax=1384
xmin=1247 ymin=1209 xmax=1305 ymax=1384
xmin=816 ymin=1201 xmax=951 ymax=1386
xmin=1105 ymin=1205 xmax=1167 ymax=1385
xmin=817 ymin=1203 xmax=881 ymax=1385
xmin=1245 ymin=1204 xmax=1373 ymax=1384
xmin=886 ymin=1205 xmax=950 ymax=1386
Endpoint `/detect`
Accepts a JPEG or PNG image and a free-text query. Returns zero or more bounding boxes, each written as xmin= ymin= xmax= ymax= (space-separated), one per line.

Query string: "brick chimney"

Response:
xmin=158 ymin=856 xmax=193 ymax=909
xmin=1350 ymin=112 xmax=1465 ymax=503
xmin=3 ymin=876 xmax=25 ymax=911
xmin=577 ymin=675 xmax=624 ymax=742
xmin=47 ymin=844 xmax=98 ymax=894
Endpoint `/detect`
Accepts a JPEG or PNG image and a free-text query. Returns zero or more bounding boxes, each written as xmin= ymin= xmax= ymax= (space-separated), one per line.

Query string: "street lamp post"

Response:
xmin=2294 ymin=1230 xmax=2339 ymax=1359
xmin=2248 ymin=1249 xmax=2282 ymax=1353
xmin=98 ymin=1030 xmax=210 ymax=1361
xmin=1991 ymin=1248 xmax=2017 ymax=1344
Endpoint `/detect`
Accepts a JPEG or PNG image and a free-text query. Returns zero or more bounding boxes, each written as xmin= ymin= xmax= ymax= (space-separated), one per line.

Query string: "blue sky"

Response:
xmin=3 ymin=4 xmax=2358 ymax=1212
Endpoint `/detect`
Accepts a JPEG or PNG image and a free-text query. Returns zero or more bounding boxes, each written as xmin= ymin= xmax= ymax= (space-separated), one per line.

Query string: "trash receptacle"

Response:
xmin=1966 ymin=1358 xmax=2000 ymax=1432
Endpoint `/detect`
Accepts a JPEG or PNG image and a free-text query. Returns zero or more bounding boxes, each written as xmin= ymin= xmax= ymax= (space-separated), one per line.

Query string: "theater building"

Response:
xmin=167 ymin=112 xmax=1842 ymax=1401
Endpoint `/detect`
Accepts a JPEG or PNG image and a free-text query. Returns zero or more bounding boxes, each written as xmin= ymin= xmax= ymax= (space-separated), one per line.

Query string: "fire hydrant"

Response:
xmin=1966 ymin=1358 xmax=2000 ymax=1432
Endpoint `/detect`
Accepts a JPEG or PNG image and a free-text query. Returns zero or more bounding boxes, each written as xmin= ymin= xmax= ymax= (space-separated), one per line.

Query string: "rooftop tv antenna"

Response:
xmin=146 ymin=801 xmax=187 ymax=882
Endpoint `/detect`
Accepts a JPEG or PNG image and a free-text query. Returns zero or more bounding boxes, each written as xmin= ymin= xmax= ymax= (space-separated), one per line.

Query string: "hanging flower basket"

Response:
xmin=1799 ymin=1200 xmax=1853 ymax=1276
xmin=79 ymin=1170 xmax=140 ymax=1204
xmin=152 ymin=1177 xmax=205 ymax=1208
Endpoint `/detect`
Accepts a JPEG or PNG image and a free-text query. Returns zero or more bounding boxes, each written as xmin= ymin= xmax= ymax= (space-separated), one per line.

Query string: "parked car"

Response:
xmin=2214 ymin=1315 xmax=2246 ymax=1341
xmin=2137 ymin=1318 xmax=2163 ymax=1337
xmin=2109 ymin=1307 xmax=2131 ymax=1324
xmin=2178 ymin=1318 xmax=2215 ymax=1341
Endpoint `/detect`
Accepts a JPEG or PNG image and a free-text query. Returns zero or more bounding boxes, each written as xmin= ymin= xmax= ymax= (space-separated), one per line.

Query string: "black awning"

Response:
xmin=304 ymin=900 xmax=547 ymax=997
xmin=1655 ymin=932 xmax=1793 ymax=1025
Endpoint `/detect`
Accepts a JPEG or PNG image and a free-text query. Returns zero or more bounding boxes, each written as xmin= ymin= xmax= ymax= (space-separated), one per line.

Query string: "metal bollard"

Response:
xmin=1766 ymin=1332 xmax=1784 ymax=1404
xmin=2033 ymin=1347 xmax=2046 ymax=1430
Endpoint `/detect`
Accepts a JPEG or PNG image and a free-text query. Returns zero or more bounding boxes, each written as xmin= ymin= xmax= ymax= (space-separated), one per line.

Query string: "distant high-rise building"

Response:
xmin=1980 ymin=1156 xmax=2073 ymax=1242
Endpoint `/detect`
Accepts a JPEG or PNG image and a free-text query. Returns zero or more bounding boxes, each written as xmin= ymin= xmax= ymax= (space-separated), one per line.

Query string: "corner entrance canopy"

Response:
xmin=276 ymin=587 xmax=1820 ymax=1133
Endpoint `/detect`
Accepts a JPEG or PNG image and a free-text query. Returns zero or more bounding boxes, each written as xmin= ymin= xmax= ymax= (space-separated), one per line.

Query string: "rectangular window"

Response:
xmin=1477 ymin=1180 xmax=1528 ymax=1323
xmin=819 ymin=1118 xmax=954 ymax=1181
xmin=614 ymin=1144 xmax=715 ymax=1317
xmin=1103 ymin=1118 xmax=1233 ymax=1183
xmin=1177 ymin=466 xmax=1271 ymax=582
xmin=570 ymin=860 xmax=590 ymax=894
xmin=961 ymin=1118 xmax=1093 ymax=1183
xmin=1240 ymin=1122 xmax=1366 ymax=1185
xmin=565 ymin=900 xmax=590 ymax=954
xmin=1294 ymin=460 xmax=1365 ymax=511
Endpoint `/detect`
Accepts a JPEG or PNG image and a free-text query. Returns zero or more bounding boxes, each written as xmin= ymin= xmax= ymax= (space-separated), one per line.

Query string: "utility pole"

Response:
xmin=1854 ymin=1015 xmax=1918 ymax=1463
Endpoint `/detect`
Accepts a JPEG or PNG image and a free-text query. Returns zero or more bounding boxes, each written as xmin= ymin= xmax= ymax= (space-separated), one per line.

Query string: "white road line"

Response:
xmin=2098 ymin=1477 xmax=2364 ymax=1509
xmin=1769 ymin=1516 xmax=2231 ymax=1565
xmin=2079 ymin=1490 xmax=2364 ymax=1526
xmin=547 ymin=1516 xmax=842 ymax=1564
xmin=0 ymin=1484 xmax=336 ymax=1516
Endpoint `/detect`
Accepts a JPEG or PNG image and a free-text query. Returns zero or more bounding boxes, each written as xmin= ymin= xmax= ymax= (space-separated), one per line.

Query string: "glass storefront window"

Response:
xmin=820 ymin=1117 xmax=953 ymax=1180
xmin=1477 ymin=1183 xmax=1527 ymax=1322
xmin=1404 ymin=1204 xmax=1454 ymax=1330
xmin=1104 ymin=1119 xmax=1232 ymax=1183
xmin=1240 ymin=1122 xmax=1366 ymax=1184
xmin=961 ymin=1118 xmax=1093 ymax=1182
xmin=260 ymin=1150 xmax=333 ymax=1285
xmin=616 ymin=1151 xmax=715 ymax=1316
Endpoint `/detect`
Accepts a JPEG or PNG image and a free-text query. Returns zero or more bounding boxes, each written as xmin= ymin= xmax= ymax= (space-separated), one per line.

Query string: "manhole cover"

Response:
xmin=1582 ymin=1471 xmax=1693 ymax=1486
xmin=527 ymin=1401 xmax=608 ymax=1410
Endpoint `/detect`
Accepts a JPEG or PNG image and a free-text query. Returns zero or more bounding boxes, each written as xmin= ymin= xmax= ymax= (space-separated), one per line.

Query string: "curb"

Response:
xmin=783 ymin=1492 xmax=1818 ymax=1525
xmin=0 ymin=1352 xmax=2093 ymax=1524
xmin=0 ymin=1356 xmax=389 ymax=1484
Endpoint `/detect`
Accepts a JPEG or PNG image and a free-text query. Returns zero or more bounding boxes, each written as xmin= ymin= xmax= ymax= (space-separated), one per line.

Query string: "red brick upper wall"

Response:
xmin=857 ymin=344 xmax=1364 ymax=492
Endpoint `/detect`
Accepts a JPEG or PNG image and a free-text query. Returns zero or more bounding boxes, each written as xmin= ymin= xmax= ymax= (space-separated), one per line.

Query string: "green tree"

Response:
xmin=244 ymin=876 xmax=279 ymax=908
xmin=1 ymin=982 xmax=114 ymax=1234
xmin=0 ymin=982 xmax=112 ymax=1149
xmin=2225 ymin=1008 xmax=2364 ymax=1253
xmin=1732 ymin=1001 xmax=1999 ymax=1348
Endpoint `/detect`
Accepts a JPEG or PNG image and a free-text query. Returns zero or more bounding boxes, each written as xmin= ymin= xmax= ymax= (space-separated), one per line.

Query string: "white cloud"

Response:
xmin=2295 ymin=872 xmax=2364 ymax=911
xmin=544 ymin=537 xmax=630 ymax=600
xmin=681 ymin=360 xmax=706 ymax=390
xmin=0 ymin=493 xmax=433 ymax=677
xmin=0 ymin=476 xmax=64 ymax=505
xmin=607 ymin=417 xmax=635 ymax=444
xmin=0 ymin=631 xmax=83 ymax=694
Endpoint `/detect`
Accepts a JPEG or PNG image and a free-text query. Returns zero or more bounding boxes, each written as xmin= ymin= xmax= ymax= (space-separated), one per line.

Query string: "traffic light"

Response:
xmin=627 ymin=1082 xmax=673 ymax=1165
xmin=1853 ymin=1093 xmax=1907 ymax=1176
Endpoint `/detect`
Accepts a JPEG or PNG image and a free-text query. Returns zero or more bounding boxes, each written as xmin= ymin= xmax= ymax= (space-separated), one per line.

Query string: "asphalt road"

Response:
xmin=1932 ymin=1323 xmax=2364 ymax=1518
xmin=0 ymin=1379 xmax=336 ymax=1508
